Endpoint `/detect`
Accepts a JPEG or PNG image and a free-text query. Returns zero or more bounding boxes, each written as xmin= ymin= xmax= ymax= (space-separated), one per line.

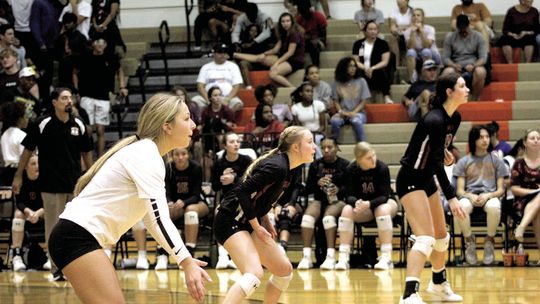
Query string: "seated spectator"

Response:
xmin=453 ymin=125 xmax=509 ymax=265
xmin=193 ymin=0 xmax=244 ymax=50
xmin=245 ymin=103 xmax=285 ymax=152
xmin=404 ymin=8 xmax=441 ymax=83
xmin=297 ymin=137 xmax=349 ymax=270
xmin=296 ymin=0 xmax=327 ymax=67
xmin=451 ymin=0 xmax=494 ymax=46
xmin=304 ymin=64 xmax=332 ymax=111
xmin=353 ymin=0 xmax=384 ymax=40
xmin=502 ymin=139 xmax=525 ymax=204
xmin=90 ymin=0 xmax=126 ymax=56
xmin=193 ymin=44 xmax=244 ymax=114
xmin=0 ymin=24 xmax=27 ymax=71
xmin=387 ymin=0 xmax=413 ymax=66
xmin=335 ymin=142 xmax=398 ymax=270
xmin=172 ymin=85 xmax=203 ymax=163
xmin=0 ymin=101 xmax=27 ymax=185
xmin=499 ymin=0 xmax=540 ymax=63
xmin=59 ymin=0 xmax=92 ymax=40
xmin=285 ymin=0 xmax=332 ymax=19
xmin=486 ymin=121 xmax=512 ymax=158
xmin=291 ymin=82 xmax=326 ymax=157
xmin=352 ymin=20 xmax=394 ymax=104
xmin=231 ymin=2 xmax=273 ymax=53
xmin=511 ymin=129 xmax=540 ymax=249
xmin=235 ymin=23 xmax=274 ymax=88
xmin=254 ymin=83 xmax=292 ymax=125
xmin=442 ymin=14 xmax=488 ymax=101
xmin=233 ymin=12 xmax=305 ymax=87
xmin=0 ymin=66 xmax=40 ymax=120
xmin=401 ymin=59 xmax=438 ymax=121
xmin=330 ymin=57 xmax=370 ymax=142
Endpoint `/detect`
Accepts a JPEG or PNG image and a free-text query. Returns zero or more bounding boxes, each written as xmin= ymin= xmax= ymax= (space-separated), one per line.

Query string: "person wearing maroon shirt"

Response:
xmin=296 ymin=0 xmax=327 ymax=66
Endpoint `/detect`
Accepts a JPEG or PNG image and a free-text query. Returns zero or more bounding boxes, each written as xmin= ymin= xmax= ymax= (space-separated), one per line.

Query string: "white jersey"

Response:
xmin=0 ymin=127 xmax=26 ymax=167
xmin=60 ymin=139 xmax=191 ymax=264
xmin=59 ymin=1 xmax=92 ymax=39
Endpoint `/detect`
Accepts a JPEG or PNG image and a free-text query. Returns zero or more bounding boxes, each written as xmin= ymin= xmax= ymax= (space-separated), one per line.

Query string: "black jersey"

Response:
xmin=219 ymin=153 xmax=302 ymax=221
xmin=16 ymin=173 xmax=43 ymax=212
xmin=305 ymin=156 xmax=350 ymax=202
xmin=344 ymin=159 xmax=391 ymax=209
xmin=165 ymin=160 xmax=203 ymax=206
xmin=400 ymin=108 xmax=461 ymax=199
xmin=211 ymin=153 xmax=253 ymax=196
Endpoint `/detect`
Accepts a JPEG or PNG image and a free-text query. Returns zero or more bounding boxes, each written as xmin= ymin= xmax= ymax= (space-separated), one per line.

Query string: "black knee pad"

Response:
xmin=277 ymin=208 xmax=292 ymax=232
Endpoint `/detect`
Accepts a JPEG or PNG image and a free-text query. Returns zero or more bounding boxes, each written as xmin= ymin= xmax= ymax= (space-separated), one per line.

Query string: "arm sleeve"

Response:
xmin=510 ymin=161 xmax=523 ymax=187
xmin=452 ymin=157 xmax=467 ymax=177
xmin=183 ymin=164 xmax=203 ymax=206
xmin=164 ymin=165 xmax=174 ymax=202
xmin=502 ymin=9 xmax=512 ymax=35
xmin=495 ymin=157 xmax=510 ymax=179
xmin=477 ymin=33 xmax=488 ymax=62
xmin=20 ymin=120 xmax=39 ymax=151
xmin=369 ymin=163 xmax=391 ymax=209
xmin=352 ymin=40 xmax=361 ymax=55
xmin=376 ymin=11 xmax=385 ymax=24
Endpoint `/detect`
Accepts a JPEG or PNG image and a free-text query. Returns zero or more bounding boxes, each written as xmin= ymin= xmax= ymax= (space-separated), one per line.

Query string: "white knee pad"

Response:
xmin=12 ymin=218 xmax=25 ymax=232
xmin=338 ymin=217 xmax=354 ymax=233
xmin=433 ymin=233 xmax=450 ymax=252
xmin=184 ymin=211 xmax=199 ymax=225
xmin=238 ymin=273 xmax=261 ymax=297
xmin=132 ymin=220 xmax=145 ymax=231
xmin=376 ymin=215 xmax=393 ymax=232
xmin=269 ymin=273 xmax=293 ymax=291
xmin=322 ymin=215 xmax=337 ymax=230
xmin=301 ymin=215 xmax=316 ymax=229
xmin=411 ymin=235 xmax=436 ymax=257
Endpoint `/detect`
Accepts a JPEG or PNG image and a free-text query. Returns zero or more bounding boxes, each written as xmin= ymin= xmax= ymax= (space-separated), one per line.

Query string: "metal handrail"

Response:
xmin=158 ymin=20 xmax=171 ymax=90
xmin=184 ymin=0 xmax=195 ymax=55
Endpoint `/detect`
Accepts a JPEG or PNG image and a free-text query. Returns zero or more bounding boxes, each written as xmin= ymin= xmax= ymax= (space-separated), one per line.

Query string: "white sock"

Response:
xmin=338 ymin=244 xmax=350 ymax=262
xmin=327 ymin=248 xmax=335 ymax=258
xmin=381 ymin=243 xmax=392 ymax=257
xmin=186 ymin=243 xmax=196 ymax=249
xmin=303 ymin=247 xmax=312 ymax=258
xmin=138 ymin=250 xmax=147 ymax=259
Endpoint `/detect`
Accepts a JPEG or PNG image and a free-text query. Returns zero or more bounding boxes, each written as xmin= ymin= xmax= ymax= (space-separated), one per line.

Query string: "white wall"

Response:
xmin=119 ymin=0 xmax=520 ymax=29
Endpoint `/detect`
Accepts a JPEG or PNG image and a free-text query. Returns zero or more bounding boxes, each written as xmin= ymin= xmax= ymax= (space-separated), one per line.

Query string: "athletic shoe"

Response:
xmin=51 ymin=270 xmax=66 ymax=282
xmin=319 ymin=256 xmax=336 ymax=270
xmin=374 ymin=255 xmax=394 ymax=270
xmin=483 ymin=239 xmax=495 ymax=265
xmin=297 ymin=257 xmax=313 ymax=270
xmin=193 ymin=46 xmax=202 ymax=51
xmin=12 ymin=255 xmax=26 ymax=272
xmin=514 ymin=225 xmax=525 ymax=243
xmin=136 ymin=257 xmax=149 ymax=270
xmin=399 ymin=293 xmax=426 ymax=304
xmin=215 ymin=257 xmax=229 ymax=269
xmin=464 ymin=235 xmax=477 ymax=265
xmin=43 ymin=259 xmax=51 ymax=270
xmin=227 ymin=259 xmax=237 ymax=269
xmin=426 ymin=281 xmax=463 ymax=302
xmin=154 ymin=255 xmax=169 ymax=270
xmin=334 ymin=260 xmax=349 ymax=270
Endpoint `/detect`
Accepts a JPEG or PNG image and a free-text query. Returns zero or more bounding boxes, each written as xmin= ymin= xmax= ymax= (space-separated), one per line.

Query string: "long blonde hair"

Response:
xmin=242 ymin=126 xmax=308 ymax=181
xmin=74 ymin=93 xmax=184 ymax=195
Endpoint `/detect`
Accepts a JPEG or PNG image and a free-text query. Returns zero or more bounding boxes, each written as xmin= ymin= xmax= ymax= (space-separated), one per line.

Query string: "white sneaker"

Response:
xmin=514 ymin=225 xmax=525 ymax=243
xmin=426 ymin=281 xmax=463 ymax=302
xmin=297 ymin=257 xmax=313 ymax=270
xmin=334 ymin=260 xmax=350 ymax=270
xmin=12 ymin=256 xmax=26 ymax=272
xmin=43 ymin=259 xmax=52 ymax=270
xmin=215 ymin=257 xmax=229 ymax=269
xmin=136 ymin=257 xmax=149 ymax=270
xmin=154 ymin=255 xmax=168 ymax=270
xmin=319 ymin=256 xmax=336 ymax=270
xmin=374 ymin=255 xmax=394 ymax=270
xmin=400 ymin=293 xmax=426 ymax=304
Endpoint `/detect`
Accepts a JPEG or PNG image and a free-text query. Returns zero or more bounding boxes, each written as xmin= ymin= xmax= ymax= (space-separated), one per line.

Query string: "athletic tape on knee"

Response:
xmin=301 ymin=215 xmax=316 ymax=229
xmin=411 ymin=235 xmax=435 ymax=257
xmin=269 ymin=273 xmax=293 ymax=291
xmin=322 ymin=215 xmax=337 ymax=230
xmin=376 ymin=215 xmax=393 ymax=231
xmin=238 ymin=273 xmax=260 ymax=297
xmin=338 ymin=216 xmax=354 ymax=233
xmin=132 ymin=220 xmax=145 ymax=231
xmin=184 ymin=211 xmax=199 ymax=225
xmin=433 ymin=233 xmax=450 ymax=252
xmin=12 ymin=218 xmax=25 ymax=232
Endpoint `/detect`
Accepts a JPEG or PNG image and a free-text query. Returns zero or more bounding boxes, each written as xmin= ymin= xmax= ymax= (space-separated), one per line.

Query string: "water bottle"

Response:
xmin=324 ymin=174 xmax=338 ymax=204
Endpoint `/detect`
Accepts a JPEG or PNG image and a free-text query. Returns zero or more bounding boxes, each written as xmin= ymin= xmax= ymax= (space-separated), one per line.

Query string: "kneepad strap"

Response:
xmin=238 ymin=273 xmax=261 ymax=297
xmin=269 ymin=273 xmax=293 ymax=291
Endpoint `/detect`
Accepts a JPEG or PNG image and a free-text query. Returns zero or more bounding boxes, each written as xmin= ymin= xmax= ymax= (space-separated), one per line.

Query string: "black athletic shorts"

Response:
xmin=49 ymin=219 xmax=102 ymax=271
xmin=395 ymin=165 xmax=438 ymax=199
xmin=213 ymin=209 xmax=253 ymax=245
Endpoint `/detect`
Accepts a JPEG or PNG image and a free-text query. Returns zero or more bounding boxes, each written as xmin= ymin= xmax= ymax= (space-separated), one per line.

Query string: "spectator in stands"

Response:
xmin=499 ymin=0 xmax=540 ymax=64
xmin=453 ymin=125 xmax=509 ymax=265
xmin=0 ymin=0 xmax=14 ymax=25
xmin=353 ymin=0 xmax=384 ymax=40
xmin=352 ymin=20 xmax=394 ymax=104
xmin=12 ymin=87 xmax=93 ymax=280
xmin=0 ymin=48 xmax=21 ymax=93
xmin=401 ymin=59 xmax=438 ymax=121
xmin=291 ymin=82 xmax=326 ymax=157
xmin=55 ymin=13 xmax=90 ymax=88
xmin=74 ymin=37 xmax=128 ymax=156
xmin=511 ymin=129 xmax=540 ymax=251
xmin=193 ymin=0 xmax=244 ymax=50
xmin=11 ymin=0 xmax=38 ymax=66
xmin=388 ymin=0 xmax=413 ymax=66
xmin=297 ymin=137 xmax=349 ymax=269
xmin=171 ymin=85 xmax=203 ymax=165
xmin=0 ymin=24 xmax=27 ymax=71
xmin=0 ymin=101 xmax=27 ymax=185
xmin=234 ymin=21 xmax=273 ymax=89
xmin=486 ymin=121 xmax=512 ymax=158
xmin=231 ymin=3 xmax=273 ymax=53
xmin=233 ymin=12 xmax=305 ymax=88
xmin=335 ymin=142 xmax=398 ymax=270
xmin=451 ymin=0 xmax=494 ymax=46
xmin=442 ymin=14 xmax=488 ymax=101
xmin=245 ymin=103 xmax=285 ymax=152
xmin=404 ymin=8 xmax=441 ymax=83
xmin=60 ymin=0 xmax=92 ymax=39
xmin=304 ymin=64 xmax=332 ymax=111
xmin=90 ymin=0 xmax=126 ymax=56
xmin=194 ymin=44 xmax=244 ymax=114
xmin=0 ymin=66 xmax=40 ymax=120
xmin=502 ymin=139 xmax=525 ymax=207
xmin=296 ymin=0 xmax=327 ymax=67
xmin=254 ymin=83 xmax=292 ymax=125
xmin=330 ymin=57 xmax=370 ymax=142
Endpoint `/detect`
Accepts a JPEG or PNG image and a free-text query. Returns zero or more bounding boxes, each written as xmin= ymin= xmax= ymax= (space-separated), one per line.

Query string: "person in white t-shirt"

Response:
xmin=48 ymin=93 xmax=211 ymax=303
xmin=0 ymin=101 xmax=28 ymax=184
xmin=192 ymin=44 xmax=244 ymax=114
xmin=59 ymin=0 xmax=92 ymax=39
xmin=291 ymin=82 xmax=326 ymax=158
xmin=388 ymin=0 xmax=412 ymax=66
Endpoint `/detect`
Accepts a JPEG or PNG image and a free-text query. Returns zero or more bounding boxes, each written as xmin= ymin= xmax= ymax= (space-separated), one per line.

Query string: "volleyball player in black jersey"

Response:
xmin=396 ymin=73 xmax=468 ymax=304
xmin=214 ymin=126 xmax=316 ymax=303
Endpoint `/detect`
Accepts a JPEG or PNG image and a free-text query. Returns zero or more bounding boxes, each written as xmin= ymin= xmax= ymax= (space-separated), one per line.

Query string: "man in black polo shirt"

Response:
xmin=12 ymin=87 xmax=93 ymax=280
xmin=401 ymin=59 xmax=438 ymax=121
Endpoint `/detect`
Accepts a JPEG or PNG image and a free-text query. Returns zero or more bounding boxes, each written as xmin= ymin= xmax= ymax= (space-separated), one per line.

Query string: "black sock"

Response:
xmin=403 ymin=279 xmax=420 ymax=299
xmin=280 ymin=240 xmax=288 ymax=251
xmin=186 ymin=245 xmax=196 ymax=256
xmin=13 ymin=247 xmax=22 ymax=256
xmin=432 ymin=268 xmax=447 ymax=284
xmin=156 ymin=247 xmax=168 ymax=256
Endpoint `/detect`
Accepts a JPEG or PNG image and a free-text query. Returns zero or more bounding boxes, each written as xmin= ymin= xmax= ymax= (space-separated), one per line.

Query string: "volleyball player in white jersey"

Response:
xmin=48 ymin=93 xmax=211 ymax=303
